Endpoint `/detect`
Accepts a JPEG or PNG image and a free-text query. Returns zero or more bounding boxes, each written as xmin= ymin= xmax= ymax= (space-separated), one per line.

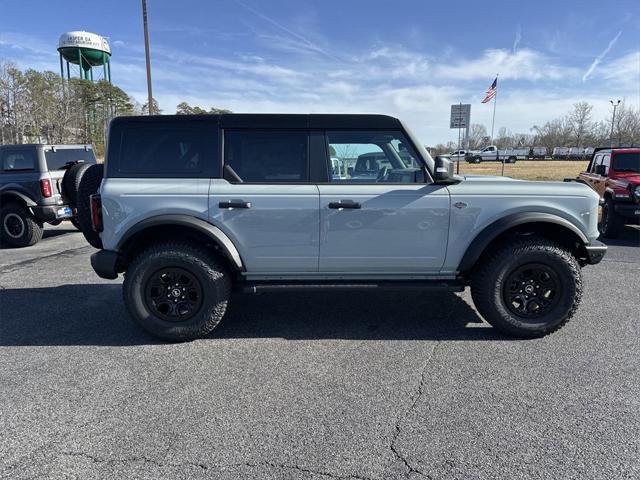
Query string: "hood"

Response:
xmin=612 ymin=172 xmax=640 ymax=186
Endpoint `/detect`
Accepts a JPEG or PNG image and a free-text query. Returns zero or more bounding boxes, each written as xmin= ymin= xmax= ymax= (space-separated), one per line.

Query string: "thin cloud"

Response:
xmin=582 ymin=30 xmax=622 ymax=82
xmin=513 ymin=25 xmax=522 ymax=53
xmin=232 ymin=0 xmax=341 ymax=62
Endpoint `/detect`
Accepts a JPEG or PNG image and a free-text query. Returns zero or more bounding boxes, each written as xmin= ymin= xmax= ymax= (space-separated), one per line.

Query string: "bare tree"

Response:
xmin=468 ymin=124 xmax=488 ymax=149
xmin=612 ymin=102 xmax=640 ymax=146
xmin=567 ymin=102 xmax=593 ymax=147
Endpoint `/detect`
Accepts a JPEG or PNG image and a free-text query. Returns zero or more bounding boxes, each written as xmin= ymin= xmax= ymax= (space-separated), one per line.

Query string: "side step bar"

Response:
xmin=239 ymin=281 xmax=464 ymax=294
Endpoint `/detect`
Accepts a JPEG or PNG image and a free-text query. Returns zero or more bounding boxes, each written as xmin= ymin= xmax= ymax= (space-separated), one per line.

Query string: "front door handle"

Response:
xmin=219 ymin=200 xmax=252 ymax=209
xmin=328 ymin=200 xmax=361 ymax=209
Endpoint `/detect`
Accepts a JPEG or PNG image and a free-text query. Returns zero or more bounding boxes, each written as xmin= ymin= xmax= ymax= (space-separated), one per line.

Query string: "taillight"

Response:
xmin=40 ymin=179 xmax=52 ymax=198
xmin=90 ymin=194 xmax=103 ymax=232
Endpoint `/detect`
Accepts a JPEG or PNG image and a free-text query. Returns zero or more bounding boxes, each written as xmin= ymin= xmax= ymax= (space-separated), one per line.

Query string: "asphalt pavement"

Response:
xmin=0 ymin=223 xmax=638 ymax=479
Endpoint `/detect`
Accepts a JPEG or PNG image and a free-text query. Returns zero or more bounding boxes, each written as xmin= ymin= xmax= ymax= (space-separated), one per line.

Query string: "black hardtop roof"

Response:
xmin=110 ymin=113 xmax=402 ymax=129
xmin=0 ymin=144 xmax=92 ymax=149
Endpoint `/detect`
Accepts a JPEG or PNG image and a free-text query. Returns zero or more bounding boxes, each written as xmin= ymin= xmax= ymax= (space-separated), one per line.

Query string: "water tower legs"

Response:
xmin=78 ymin=48 xmax=84 ymax=80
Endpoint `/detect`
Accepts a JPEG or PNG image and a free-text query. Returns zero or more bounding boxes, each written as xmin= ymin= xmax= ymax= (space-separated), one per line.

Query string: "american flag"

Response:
xmin=481 ymin=77 xmax=497 ymax=103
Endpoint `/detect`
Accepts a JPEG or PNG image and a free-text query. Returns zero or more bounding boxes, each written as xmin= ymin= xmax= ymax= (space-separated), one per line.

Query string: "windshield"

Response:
xmin=45 ymin=148 xmax=96 ymax=170
xmin=613 ymin=152 xmax=640 ymax=173
xmin=402 ymin=123 xmax=434 ymax=174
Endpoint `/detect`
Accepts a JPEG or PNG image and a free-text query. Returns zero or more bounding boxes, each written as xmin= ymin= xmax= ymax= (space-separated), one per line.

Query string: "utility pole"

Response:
xmin=142 ymin=0 xmax=154 ymax=115
xmin=609 ymin=99 xmax=620 ymax=147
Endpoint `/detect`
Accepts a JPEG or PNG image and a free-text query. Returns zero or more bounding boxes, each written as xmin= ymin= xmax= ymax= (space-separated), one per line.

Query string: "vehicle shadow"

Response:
xmin=43 ymin=226 xmax=78 ymax=239
xmin=0 ymin=284 xmax=510 ymax=347
xmin=599 ymin=225 xmax=640 ymax=247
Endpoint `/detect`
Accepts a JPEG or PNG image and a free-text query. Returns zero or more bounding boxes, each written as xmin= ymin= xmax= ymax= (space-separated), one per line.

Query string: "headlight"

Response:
xmin=634 ymin=186 xmax=640 ymax=203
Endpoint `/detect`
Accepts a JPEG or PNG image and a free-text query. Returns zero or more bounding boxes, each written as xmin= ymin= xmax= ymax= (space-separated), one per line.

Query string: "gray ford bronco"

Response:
xmin=0 ymin=144 xmax=96 ymax=247
xmin=88 ymin=114 xmax=607 ymax=341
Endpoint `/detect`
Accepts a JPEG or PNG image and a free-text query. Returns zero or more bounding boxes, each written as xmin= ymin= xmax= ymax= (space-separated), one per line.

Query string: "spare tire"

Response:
xmin=76 ymin=163 xmax=104 ymax=249
xmin=61 ymin=162 xmax=90 ymax=205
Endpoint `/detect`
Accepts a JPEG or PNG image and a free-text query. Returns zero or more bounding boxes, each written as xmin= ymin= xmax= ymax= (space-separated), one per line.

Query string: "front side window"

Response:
xmin=602 ymin=154 xmax=611 ymax=175
xmin=612 ymin=152 xmax=640 ymax=173
xmin=591 ymin=154 xmax=603 ymax=173
xmin=2 ymin=150 xmax=36 ymax=171
xmin=327 ymin=131 xmax=423 ymax=183
xmin=224 ymin=130 xmax=308 ymax=183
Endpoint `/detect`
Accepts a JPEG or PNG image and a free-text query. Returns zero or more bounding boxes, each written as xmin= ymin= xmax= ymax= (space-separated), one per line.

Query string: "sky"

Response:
xmin=0 ymin=0 xmax=639 ymax=145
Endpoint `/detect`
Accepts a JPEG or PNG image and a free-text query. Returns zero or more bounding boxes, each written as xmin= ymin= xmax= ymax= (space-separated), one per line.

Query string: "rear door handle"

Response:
xmin=328 ymin=200 xmax=361 ymax=209
xmin=219 ymin=200 xmax=252 ymax=209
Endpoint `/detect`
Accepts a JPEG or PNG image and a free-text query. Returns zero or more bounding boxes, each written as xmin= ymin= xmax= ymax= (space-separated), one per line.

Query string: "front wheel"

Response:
xmin=471 ymin=237 xmax=582 ymax=338
xmin=123 ymin=242 xmax=231 ymax=341
xmin=472 ymin=156 xmax=482 ymax=164
xmin=599 ymin=197 xmax=622 ymax=238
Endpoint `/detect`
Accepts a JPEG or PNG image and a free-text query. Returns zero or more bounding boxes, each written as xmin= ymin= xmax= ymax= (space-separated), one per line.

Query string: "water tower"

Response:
xmin=58 ymin=31 xmax=111 ymax=82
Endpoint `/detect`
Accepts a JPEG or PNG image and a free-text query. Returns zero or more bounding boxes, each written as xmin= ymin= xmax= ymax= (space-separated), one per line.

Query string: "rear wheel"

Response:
xmin=508 ymin=156 xmax=517 ymax=164
xmin=123 ymin=242 xmax=231 ymax=341
xmin=599 ymin=197 xmax=623 ymax=238
xmin=470 ymin=237 xmax=582 ymax=338
xmin=70 ymin=217 xmax=81 ymax=230
xmin=0 ymin=203 xmax=43 ymax=248
xmin=76 ymin=164 xmax=104 ymax=248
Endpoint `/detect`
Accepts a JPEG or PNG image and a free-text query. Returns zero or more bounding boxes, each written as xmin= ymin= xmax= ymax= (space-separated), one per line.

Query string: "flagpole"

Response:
xmin=491 ymin=73 xmax=498 ymax=142
xmin=491 ymin=74 xmax=504 ymax=176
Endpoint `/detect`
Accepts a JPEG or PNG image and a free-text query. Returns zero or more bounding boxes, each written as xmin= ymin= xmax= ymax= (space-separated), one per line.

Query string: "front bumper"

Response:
xmin=582 ymin=240 xmax=607 ymax=265
xmin=30 ymin=205 xmax=73 ymax=222
xmin=91 ymin=250 xmax=120 ymax=279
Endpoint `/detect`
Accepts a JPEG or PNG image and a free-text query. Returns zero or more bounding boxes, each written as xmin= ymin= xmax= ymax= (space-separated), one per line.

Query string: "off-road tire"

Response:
xmin=0 ymin=203 xmax=43 ymax=248
xmin=473 ymin=156 xmax=482 ymax=164
xmin=470 ymin=236 xmax=582 ymax=338
xmin=70 ymin=217 xmax=81 ymax=230
xmin=61 ymin=163 xmax=91 ymax=205
xmin=599 ymin=197 xmax=622 ymax=238
xmin=76 ymin=164 xmax=104 ymax=249
xmin=508 ymin=156 xmax=517 ymax=164
xmin=123 ymin=242 xmax=231 ymax=342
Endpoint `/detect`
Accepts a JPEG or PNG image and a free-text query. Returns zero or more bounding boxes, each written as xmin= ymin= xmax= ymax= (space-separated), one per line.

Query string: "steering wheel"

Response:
xmin=376 ymin=166 xmax=388 ymax=182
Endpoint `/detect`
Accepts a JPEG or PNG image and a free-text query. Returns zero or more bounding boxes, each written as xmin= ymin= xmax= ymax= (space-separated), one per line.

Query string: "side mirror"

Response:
xmin=347 ymin=167 xmax=354 ymax=176
xmin=434 ymin=156 xmax=454 ymax=183
xmin=595 ymin=164 xmax=606 ymax=176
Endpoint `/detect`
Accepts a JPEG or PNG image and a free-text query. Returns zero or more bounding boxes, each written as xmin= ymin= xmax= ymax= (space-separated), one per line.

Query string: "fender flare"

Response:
xmin=0 ymin=188 xmax=37 ymax=207
xmin=117 ymin=214 xmax=244 ymax=270
xmin=458 ymin=212 xmax=589 ymax=272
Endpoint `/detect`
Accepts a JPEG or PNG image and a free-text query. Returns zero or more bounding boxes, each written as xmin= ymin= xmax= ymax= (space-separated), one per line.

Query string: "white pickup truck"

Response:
xmin=465 ymin=145 xmax=529 ymax=164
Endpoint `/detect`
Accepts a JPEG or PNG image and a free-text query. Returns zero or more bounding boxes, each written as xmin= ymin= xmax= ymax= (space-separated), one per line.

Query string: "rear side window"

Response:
xmin=2 ymin=150 xmax=36 ymax=172
xmin=110 ymin=120 xmax=218 ymax=177
xmin=45 ymin=148 xmax=96 ymax=170
xmin=224 ymin=130 xmax=308 ymax=183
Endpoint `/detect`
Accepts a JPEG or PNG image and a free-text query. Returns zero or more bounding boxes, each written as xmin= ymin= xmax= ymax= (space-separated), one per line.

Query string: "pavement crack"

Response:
xmin=55 ymin=452 xmax=372 ymax=479
xmin=0 ymin=245 xmax=92 ymax=275
xmin=59 ymin=451 xmax=210 ymax=471
xmin=388 ymin=342 xmax=440 ymax=479
xmin=244 ymin=460 xmax=373 ymax=479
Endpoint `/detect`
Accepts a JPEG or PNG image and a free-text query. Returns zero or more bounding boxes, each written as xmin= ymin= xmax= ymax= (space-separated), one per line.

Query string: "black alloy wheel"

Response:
xmin=144 ymin=267 xmax=204 ymax=322
xmin=502 ymin=263 xmax=561 ymax=320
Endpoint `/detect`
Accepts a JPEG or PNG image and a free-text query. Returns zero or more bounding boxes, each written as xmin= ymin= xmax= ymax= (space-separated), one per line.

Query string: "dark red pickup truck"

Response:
xmin=576 ymin=147 xmax=640 ymax=237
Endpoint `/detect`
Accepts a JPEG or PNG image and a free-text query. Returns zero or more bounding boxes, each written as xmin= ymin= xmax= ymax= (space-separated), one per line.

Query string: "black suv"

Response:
xmin=0 ymin=144 xmax=96 ymax=247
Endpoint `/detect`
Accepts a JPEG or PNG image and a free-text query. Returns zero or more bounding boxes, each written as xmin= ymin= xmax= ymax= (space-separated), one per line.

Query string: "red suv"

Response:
xmin=577 ymin=147 xmax=640 ymax=237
